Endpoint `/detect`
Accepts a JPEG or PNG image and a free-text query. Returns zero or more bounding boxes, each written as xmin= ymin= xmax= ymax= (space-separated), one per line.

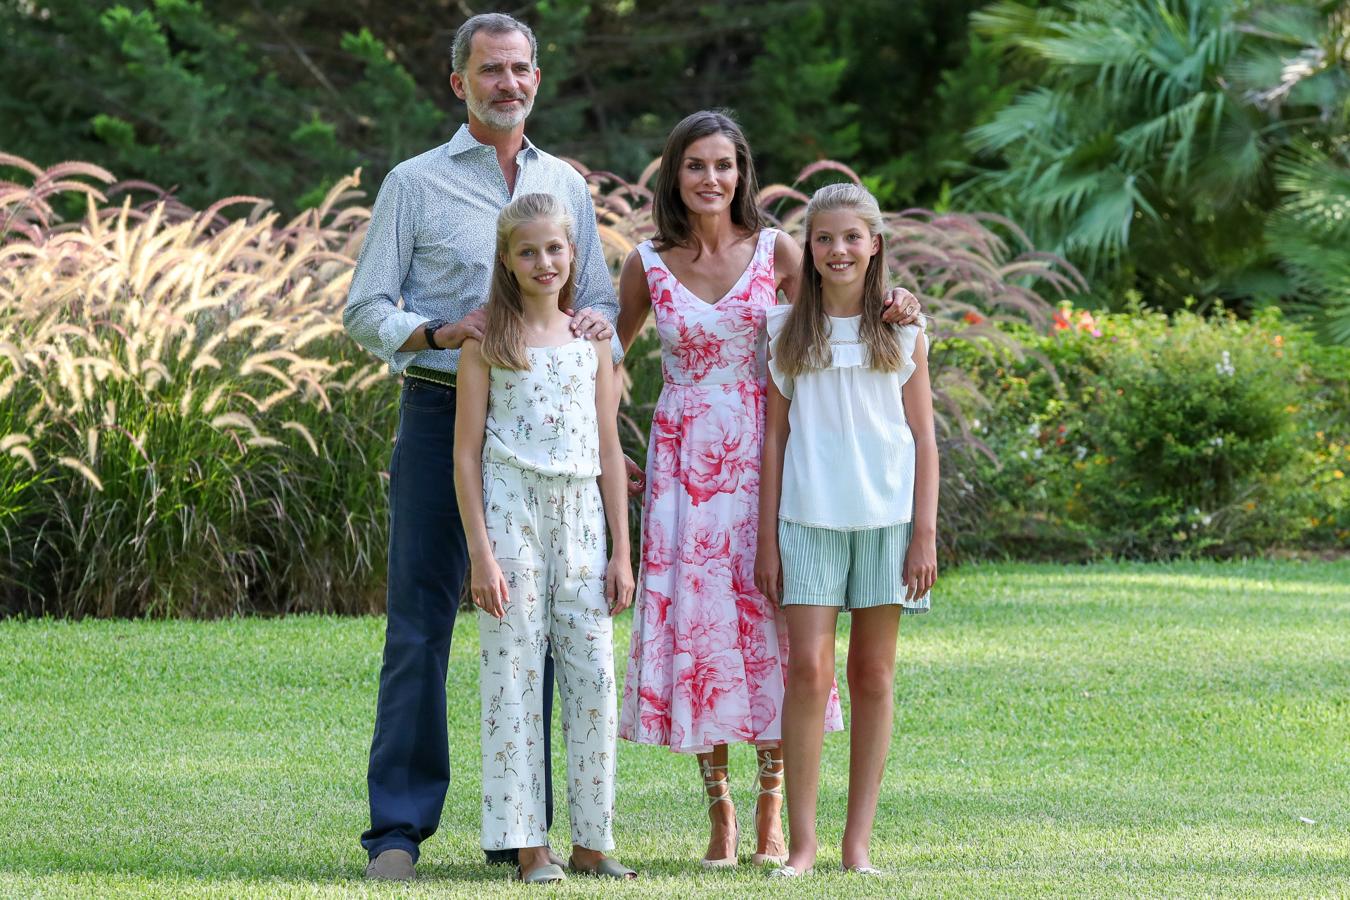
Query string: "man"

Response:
xmin=343 ymin=12 xmax=620 ymax=881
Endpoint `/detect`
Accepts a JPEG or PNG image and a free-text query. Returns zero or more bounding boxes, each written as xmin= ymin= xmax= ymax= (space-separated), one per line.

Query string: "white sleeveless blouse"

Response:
xmin=765 ymin=307 xmax=925 ymax=530
xmin=483 ymin=337 xmax=602 ymax=478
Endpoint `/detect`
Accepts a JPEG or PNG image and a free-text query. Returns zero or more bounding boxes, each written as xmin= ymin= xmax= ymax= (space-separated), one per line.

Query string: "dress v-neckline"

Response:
xmin=653 ymin=231 xmax=763 ymax=307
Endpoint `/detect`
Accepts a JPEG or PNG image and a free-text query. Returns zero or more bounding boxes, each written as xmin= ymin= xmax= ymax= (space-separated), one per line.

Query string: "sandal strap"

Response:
xmin=699 ymin=758 xmax=732 ymax=809
xmin=755 ymin=749 xmax=784 ymax=801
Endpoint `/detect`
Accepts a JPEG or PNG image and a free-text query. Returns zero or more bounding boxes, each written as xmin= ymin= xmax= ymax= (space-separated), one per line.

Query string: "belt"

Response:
xmin=405 ymin=365 xmax=457 ymax=389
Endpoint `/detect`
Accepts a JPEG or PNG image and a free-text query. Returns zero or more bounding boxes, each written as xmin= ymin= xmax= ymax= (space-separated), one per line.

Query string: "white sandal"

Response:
xmin=698 ymin=759 xmax=738 ymax=868
xmin=767 ymin=864 xmax=813 ymax=878
xmin=750 ymin=748 xmax=787 ymax=866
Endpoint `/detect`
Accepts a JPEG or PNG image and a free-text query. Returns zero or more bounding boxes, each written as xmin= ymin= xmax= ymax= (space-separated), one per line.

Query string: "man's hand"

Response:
xmin=881 ymin=288 xmax=922 ymax=326
xmin=441 ymin=308 xmax=487 ymax=349
xmin=566 ymin=307 xmax=615 ymax=341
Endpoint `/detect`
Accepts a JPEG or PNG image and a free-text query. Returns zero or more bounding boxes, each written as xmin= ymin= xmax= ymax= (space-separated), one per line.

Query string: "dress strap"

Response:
xmin=756 ymin=227 xmax=778 ymax=268
xmin=634 ymin=239 xmax=661 ymax=274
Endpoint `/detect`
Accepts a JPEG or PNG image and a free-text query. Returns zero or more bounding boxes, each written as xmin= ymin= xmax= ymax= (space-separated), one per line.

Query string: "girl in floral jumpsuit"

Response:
xmin=455 ymin=193 xmax=636 ymax=883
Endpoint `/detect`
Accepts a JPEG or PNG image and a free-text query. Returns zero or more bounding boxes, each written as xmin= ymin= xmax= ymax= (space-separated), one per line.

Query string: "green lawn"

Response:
xmin=2 ymin=561 xmax=1348 ymax=898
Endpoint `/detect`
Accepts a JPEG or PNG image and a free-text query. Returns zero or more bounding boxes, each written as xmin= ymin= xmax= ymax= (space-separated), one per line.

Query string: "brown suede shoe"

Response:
xmin=365 ymin=848 xmax=415 ymax=881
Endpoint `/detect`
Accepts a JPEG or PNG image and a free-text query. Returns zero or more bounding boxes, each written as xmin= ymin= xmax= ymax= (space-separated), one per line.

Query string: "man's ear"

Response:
xmin=450 ymin=71 xmax=467 ymax=101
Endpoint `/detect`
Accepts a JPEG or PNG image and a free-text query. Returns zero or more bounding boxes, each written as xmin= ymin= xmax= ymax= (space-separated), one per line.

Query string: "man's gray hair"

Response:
xmin=451 ymin=13 xmax=538 ymax=75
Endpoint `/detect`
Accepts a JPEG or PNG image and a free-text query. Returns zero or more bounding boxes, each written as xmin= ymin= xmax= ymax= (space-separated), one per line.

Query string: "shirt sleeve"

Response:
xmin=342 ymin=168 xmax=428 ymax=374
xmin=567 ymin=172 xmax=624 ymax=365
xmin=895 ymin=318 xmax=928 ymax=386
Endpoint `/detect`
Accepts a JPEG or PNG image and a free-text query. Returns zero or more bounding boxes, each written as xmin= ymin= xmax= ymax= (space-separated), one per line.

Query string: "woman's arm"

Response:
xmin=615 ymin=250 xmax=653 ymax=353
xmin=593 ymin=339 xmax=635 ymax=615
xmin=755 ymin=374 xmax=792 ymax=606
xmin=452 ymin=340 xmax=508 ymax=618
xmin=773 ymin=230 xmax=803 ymax=303
xmin=901 ymin=330 xmax=939 ymax=599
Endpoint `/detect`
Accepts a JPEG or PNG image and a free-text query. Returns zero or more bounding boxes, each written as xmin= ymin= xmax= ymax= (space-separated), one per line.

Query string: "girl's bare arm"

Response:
xmin=901 ymin=330 xmax=939 ymax=598
xmin=452 ymin=340 xmax=508 ymax=617
xmin=755 ymin=373 xmax=792 ymax=606
xmin=593 ymin=340 xmax=634 ymax=614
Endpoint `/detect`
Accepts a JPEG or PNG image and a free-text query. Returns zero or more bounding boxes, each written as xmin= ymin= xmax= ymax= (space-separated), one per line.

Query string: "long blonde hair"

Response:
xmin=774 ymin=182 xmax=903 ymax=377
xmin=481 ymin=193 xmax=577 ymax=370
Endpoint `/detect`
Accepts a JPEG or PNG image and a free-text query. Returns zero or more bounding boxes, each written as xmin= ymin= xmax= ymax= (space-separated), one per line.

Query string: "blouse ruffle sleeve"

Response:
xmin=894 ymin=317 xmax=928 ymax=386
xmin=764 ymin=304 xmax=794 ymax=399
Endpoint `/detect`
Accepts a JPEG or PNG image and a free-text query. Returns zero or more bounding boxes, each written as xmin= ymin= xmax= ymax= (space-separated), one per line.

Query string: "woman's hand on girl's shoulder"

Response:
xmin=605 ymin=555 xmax=634 ymax=615
xmin=881 ymin=288 xmax=923 ymax=325
xmin=470 ymin=556 xmax=510 ymax=618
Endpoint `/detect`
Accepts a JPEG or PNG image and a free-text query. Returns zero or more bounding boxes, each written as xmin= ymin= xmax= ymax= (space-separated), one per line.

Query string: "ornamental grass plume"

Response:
xmin=0 ymin=153 xmax=391 ymax=616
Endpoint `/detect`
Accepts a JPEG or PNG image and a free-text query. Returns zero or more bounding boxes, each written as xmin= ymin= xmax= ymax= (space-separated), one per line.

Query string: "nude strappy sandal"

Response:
xmin=751 ymin=747 xmax=788 ymax=866
xmin=699 ymin=758 xmax=739 ymax=868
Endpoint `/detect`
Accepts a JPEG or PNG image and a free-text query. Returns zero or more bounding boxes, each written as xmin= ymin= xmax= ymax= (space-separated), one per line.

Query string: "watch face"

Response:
xmin=426 ymin=319 xmax=446 ymax=349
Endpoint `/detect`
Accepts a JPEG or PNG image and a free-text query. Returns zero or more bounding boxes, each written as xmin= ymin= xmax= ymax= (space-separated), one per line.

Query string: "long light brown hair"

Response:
xmin=652 ymin=110 xmax=764 ymax=255
xmin=482 ymin=193 xmax=576 ymax=370
xmin=775 ymin=183 xmax=904 ymax=377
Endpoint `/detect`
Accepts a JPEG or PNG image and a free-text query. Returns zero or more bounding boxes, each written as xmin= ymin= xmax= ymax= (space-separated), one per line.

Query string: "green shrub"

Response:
xmin=952 ymin=301 xmax=1348 ymax=558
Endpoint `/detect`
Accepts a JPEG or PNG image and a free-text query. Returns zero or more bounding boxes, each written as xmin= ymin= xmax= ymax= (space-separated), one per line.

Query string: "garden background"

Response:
xmin=1 ymin=1 xmax=1348 ymax=896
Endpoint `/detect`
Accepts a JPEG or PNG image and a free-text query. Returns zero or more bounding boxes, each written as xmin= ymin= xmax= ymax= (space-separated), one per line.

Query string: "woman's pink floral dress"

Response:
xmin=619 ymin=229 xmax=843 ymax=753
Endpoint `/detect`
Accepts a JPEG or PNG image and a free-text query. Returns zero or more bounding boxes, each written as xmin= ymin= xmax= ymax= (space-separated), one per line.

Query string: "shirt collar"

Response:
xmin=446 ymin=124 xmax=539 ymax=162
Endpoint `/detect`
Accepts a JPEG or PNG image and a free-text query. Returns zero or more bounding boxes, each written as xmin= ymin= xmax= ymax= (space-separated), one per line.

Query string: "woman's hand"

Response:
xmin=881 ymin=288 xmax=922 ymax=325
xmin=567 ymin=307 xmax=616 ymax=341
xmin=755 ymin=539 xmax=784 ymax=607
xmin=470 ymin=556 xmax=509 ymax=619
xmin=623 ymin=454 xmax=645 ymax=497
xmin=902 ymin=534 xmax=937 ymax=601
xmin=605 ymin=555 xmax=635 ymax=615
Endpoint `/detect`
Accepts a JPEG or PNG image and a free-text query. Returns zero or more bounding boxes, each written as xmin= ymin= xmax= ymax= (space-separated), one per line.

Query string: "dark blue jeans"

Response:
xmin=362 ymin=379 xmax=554 ymax=863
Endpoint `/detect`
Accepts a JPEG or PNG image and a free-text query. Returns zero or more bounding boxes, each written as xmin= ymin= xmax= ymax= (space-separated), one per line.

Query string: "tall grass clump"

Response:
xmin=0 ymin=154 xmax=395 ymax=617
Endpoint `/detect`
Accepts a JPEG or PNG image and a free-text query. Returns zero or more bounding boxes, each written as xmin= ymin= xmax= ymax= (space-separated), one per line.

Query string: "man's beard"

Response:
xmin=465 ymin=85 xmax=534 ymax=130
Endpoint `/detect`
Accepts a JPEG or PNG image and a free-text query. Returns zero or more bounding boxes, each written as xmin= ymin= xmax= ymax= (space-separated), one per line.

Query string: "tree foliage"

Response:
xmin=1 ymin=0 xmax=1016 ymax=213
xmin=964 ymin=0 xmax=1350 ymax=335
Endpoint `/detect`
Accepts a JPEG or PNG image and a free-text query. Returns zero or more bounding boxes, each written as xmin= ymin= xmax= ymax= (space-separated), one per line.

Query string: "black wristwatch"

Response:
xmin=424 ymin=318 xmax=450 ymax=350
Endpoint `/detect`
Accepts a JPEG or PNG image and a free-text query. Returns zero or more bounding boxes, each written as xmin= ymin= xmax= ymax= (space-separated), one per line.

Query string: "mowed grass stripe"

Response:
xmin=1 ymin=560 xmax=1347 ymax=898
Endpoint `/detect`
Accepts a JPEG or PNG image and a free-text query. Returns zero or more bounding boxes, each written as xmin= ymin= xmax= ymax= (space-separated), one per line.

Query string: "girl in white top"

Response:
xmin=755 ymin=183 xmax=939 ymax=878
xmin=455 ymin=193 xmax=636 ymax=883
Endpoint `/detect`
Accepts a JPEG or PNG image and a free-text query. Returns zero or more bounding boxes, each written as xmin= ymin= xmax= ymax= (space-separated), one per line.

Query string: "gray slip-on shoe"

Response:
xmin=517 ymin=862 xmax=566 ymax=884
xmin=365 ymin=848 xmax=415 ymax=881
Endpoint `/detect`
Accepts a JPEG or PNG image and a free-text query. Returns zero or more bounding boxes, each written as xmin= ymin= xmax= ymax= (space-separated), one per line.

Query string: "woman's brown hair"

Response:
xmin=774 ymin=183 xmax=904 ymax=377
xmin=652 ymin=110 xmax=764 ymax=254
xmin=481 ymin=193 xmax=577 ymax=370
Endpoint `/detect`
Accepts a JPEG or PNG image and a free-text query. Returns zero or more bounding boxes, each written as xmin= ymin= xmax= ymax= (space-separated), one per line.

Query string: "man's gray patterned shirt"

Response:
xmin=343 ymin=124 xmax=621 ymax=374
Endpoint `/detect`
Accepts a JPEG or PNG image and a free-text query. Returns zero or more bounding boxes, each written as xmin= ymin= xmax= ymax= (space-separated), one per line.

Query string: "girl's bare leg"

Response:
xmin=781 ymin=605 xmax=840 ymax=873
xmin=841 ymin=604 xmax=901 ymax=869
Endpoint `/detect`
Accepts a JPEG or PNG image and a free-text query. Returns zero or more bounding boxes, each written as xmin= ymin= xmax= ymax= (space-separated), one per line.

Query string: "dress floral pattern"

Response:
xmin=619 ymin=230 xmax=843 ymax=753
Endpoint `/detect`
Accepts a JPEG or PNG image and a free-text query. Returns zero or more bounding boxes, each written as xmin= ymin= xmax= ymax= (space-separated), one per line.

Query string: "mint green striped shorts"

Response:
xmin=778 ymin=519 xmax=931 ymax=613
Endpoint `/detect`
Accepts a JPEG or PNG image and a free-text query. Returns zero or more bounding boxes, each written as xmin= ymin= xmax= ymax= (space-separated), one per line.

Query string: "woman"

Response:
xmin=615 ymin=110 xmax=921 ymax=867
